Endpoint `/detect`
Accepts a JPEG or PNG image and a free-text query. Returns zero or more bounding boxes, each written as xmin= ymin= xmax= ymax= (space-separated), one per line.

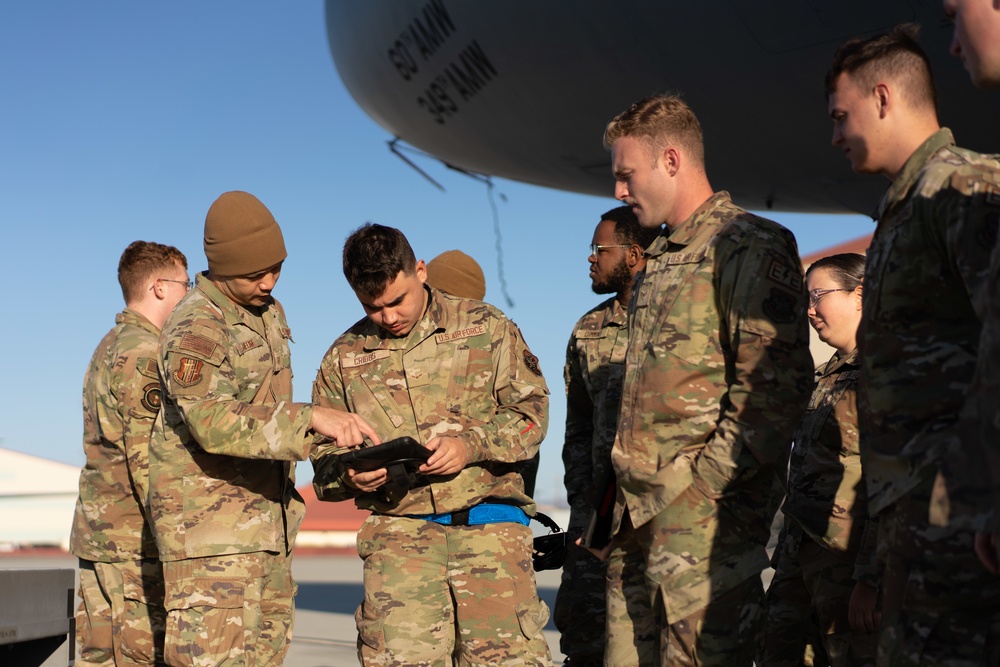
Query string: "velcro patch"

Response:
xmin=173 ymin=357 xmax=204 ymax=387
xmin=761 ymin=288 xmax=797 ymax=324
xmin=142 ymin=358 xmax=158 ymax=377
xmin=522 ymin=349 xmax=542 ymax=376
xmin=435 ymin=325 xmax=487 ymax=344
xmin=575 ymin=330 xmax=604 ymax=340
xmin=766 ymin=260 xmax=802 ymax=290
xmin=343 ymin=350 xmax=391 ymax=368
xmin=179 ymin=333 xmax=218 ymax=359
xmin=236 ymin=339 xmax=261 ymax=355
xmin=141 ymin=382 xmax=161 ymax=413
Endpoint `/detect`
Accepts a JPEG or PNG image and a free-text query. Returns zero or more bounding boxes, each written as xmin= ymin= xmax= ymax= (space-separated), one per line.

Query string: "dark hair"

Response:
xmin=806 ymin=253 xmax=866 ymax=290
xmin=118 ymin=241 xmax=187 ymax=304
xmin=342 ymin=223 xmax=417 ymax=297
xmin=601 ymin=206 xmax=661 ymax=251
xmin=825 ymin=23 xmax=937 ymax=115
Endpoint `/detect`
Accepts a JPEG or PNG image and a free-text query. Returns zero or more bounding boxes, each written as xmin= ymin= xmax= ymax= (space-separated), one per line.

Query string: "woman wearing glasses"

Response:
xmin=759 ymin=253 xmax=879 ymax=667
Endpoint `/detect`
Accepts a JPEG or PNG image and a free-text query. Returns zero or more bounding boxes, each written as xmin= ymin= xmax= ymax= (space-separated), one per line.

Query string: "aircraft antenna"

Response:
xmin=386 ymin=137 xmax=515 ymax=308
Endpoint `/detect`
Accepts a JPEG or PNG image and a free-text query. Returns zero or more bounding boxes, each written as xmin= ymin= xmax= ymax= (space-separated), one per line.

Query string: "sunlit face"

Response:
xmin=611 ymin=135 xmax=673 ymax=229
xmin=356 ymin=262 xmax=429 ymax=337
xmin=829 ymin=73 xmax=886 ymax=175
xmin=216 ymin=262 xmax=282 ymax=308
xmin=807 ymin=267 xmax=862 ymax=354
xmin=589 ymin=219 xmax=631 ymax=295
xmin=944 ymin=0 xmax=1000 ymax=89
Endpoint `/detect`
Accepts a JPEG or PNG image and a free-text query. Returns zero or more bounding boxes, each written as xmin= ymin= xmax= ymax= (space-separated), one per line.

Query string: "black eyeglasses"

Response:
xmin=153 ymin=278 xmax=194 ymax=291
xmin=808 ymin=288 xmax=851 ymax=306
xmin=589 ymin=243 xmax=630 ymax=256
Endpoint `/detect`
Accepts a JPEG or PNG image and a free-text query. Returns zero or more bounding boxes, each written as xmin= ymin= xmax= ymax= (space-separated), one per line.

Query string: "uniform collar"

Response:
xmin=876 ymin=128 xmax=954 ymax=221
xmin=647 ymin=191 xmax=733 ymax=257
xmin=602 ymin=297 xmax=627 ymax=328
xmin=818 ymin=347 xmax=859 ymax=378
xmin=117 ymin=307 xmax=159 ymax=334
xmin=194 ymin=271 xmax=274 ymax=331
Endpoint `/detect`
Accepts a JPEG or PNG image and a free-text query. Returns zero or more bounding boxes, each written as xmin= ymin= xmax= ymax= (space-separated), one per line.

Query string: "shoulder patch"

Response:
xmin=140 ymin=382 xmax=161 ymax=413
xmin=137 ymin=357 xmax=158 ymax=378
xmin=179 ymin=332 xmax=218 ymax=359
xmin=522 ymin=349 xmax=542 ymax=376
xmin=761 ymin=287 xmax=797 ymax=324
xmin=435 ymin=325 xmax=487 ymax=344
xmin=172 ymin=357 xmax=204 ymax=387
xmin=342 ymin=349 xmax=391 ymax=368
xmin=766 ymin=260 xmax=802 ymax=290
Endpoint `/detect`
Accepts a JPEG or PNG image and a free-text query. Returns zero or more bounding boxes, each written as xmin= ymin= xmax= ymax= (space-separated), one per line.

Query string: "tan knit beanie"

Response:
xmin=204 ymin=191 xmax=287 ymax=276
xmin=426 ymin=250 xmax=486 ymax=300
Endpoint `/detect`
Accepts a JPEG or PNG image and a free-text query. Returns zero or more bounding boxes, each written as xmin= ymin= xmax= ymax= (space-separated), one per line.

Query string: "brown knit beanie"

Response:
xmin=204 ymin=191 xmax=287 ymax=276
xmin=425 ymin=250 xmax=486 ymax=300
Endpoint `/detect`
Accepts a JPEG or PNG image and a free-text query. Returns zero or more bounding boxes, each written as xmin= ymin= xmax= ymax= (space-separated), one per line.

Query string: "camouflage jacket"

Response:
xmin=563 ymin=297 xmax=627 ymax=536
xmin=782 ymin=349 xmax=879 ymax=585
xmin=948 ymin=241 xmax=1000 ymax=532
xmin=859 ymin=129 xmax=1000 ymax=517
xmin=149 ymin=273 xmax=315 ymax=560
xmin=613 ymin=192 xmax=813 ymax=615
xmin=71 ymin=309 xmax=161 ymax=562
xmin=311 ymin=287 xmax=548 ymax=516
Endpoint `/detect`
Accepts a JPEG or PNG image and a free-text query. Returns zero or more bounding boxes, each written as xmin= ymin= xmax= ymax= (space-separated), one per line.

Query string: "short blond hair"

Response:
xmin=604 ymin=95 xmax=705 ymax=169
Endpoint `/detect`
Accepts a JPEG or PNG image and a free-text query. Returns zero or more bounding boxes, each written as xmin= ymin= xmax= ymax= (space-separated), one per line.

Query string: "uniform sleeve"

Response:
xmin=931 ymin=169 xmax=1000 ymax=529
xmin=693 ymin=231 xmax=814 ymax=497
xmin=562 ymin=331 xmax=595 ymax=533
xmin=160 ymin=325 xmax=315 ymax=462
xmin=119 ymin=352 xmax=161 ymax=509
xmin=309 ymin=343 xmax=360 ymax=502
xmin=853 ymin=514 xmax=881 ymax=586
xmin=460 ymin=319 xmax=549 ymax=465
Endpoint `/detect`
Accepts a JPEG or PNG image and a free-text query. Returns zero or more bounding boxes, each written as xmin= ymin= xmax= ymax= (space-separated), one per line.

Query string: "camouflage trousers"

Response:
xmin=758 ymin=521 xmax=878 ymax=667
xmin=76 ymin=558 xmax=167 ymax=666
xmin=553 ymin=543 xmax=608 ymax=666
xmin=355 ymin=514 xmax=551 ymax=667
xmin=161 ymin=552 xmax=295 ymax=667
xmin=877 ymin=479 xmax=1000 ymax=667
xmin=605 ymin=486 xmax=764 ymax=667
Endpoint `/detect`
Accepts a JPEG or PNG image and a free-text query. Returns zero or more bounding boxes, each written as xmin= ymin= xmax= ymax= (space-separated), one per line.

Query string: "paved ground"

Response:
xmin=0 ymin=551 xmax=566 ymax=667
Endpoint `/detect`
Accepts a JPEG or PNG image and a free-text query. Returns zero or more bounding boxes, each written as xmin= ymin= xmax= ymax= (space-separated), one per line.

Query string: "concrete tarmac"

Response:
xmin=0 ymin=551 xmax=566 ymax=666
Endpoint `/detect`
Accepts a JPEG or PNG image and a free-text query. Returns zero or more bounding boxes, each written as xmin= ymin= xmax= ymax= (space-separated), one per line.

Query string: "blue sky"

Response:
xmin=0 ymin=3 xmax=874 ymax=503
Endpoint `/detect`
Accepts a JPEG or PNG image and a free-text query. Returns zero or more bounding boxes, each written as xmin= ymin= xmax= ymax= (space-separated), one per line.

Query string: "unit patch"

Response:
xmin=173 ymin=357 xmax=204 ymax=387
xmin=523 ymin=349 xmax=542 ymax=376
xmin=141 ymin=382 xmax=161 ymax=412
xmin=761 ymin=287 xmax=797 ymax=324
xmin=766 ymin=260 xmax=802 ymax=290
xmin=435 ymin=325 xmax=486 ymax=344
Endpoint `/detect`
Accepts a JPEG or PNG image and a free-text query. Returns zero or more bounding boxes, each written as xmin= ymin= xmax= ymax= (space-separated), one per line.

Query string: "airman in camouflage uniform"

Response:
xmin=826 ymin=25 xmax=1000 ymax=665
xmin=941 ymin=0 xmax=1000 ymax=578
xmin=603 ymin=95 xmax=814 ymax=666
xmin=553 ymin=207 xmax=658 ymax=666
xmin=72 ymin=241 xmax=189 ymax=666
xmin=149 ymin=192 xmax=374 ymax=667
xmin=311 ymin=223 xmax=551 ymax=667
xmin=760 ymin=254 xmax=879 ymax=667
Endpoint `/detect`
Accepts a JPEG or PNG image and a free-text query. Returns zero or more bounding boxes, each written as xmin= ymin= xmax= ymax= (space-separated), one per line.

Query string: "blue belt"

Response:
xmin=409 ymin=503 xmax=530 ymax=526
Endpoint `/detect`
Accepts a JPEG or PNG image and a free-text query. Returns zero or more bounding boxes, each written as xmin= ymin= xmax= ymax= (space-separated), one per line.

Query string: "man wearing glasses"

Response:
xmin=554 ymin=206 xmax=658 ymax=666
xmin=71 ymin=240 xmax=189 ymax=666
xmin=148 ymin=191 xmax=377 ymax=666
